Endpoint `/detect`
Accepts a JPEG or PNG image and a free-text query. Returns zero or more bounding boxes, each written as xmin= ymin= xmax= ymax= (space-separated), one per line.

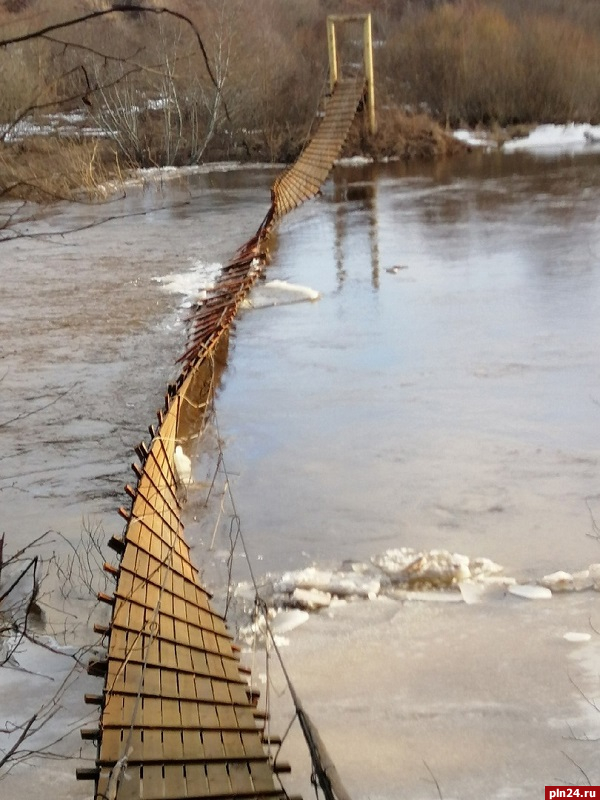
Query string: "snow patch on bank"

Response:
xmin=503 ymin=123 xmax=600 ymax=154
xmin=453 ymin=129 xmax=497 ymax=149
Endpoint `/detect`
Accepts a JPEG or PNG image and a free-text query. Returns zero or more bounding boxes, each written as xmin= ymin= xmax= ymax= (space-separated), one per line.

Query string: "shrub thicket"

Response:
xmin=381 ymin=0 xmax=600 ymax=126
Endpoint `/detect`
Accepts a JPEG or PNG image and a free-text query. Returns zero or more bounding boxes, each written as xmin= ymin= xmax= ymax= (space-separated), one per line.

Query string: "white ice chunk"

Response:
xmin=270 ymin=609 xmax=310 ymax=635
xmin=540 ymin=571 xmax=574 ymax=592
xmin=588 ymin=563 xmax=600 ymax=590
xmin=469 ymin=557 xmax=504 ymax=578
xmin=174 ymin=445 xmax=193 ymax=486
xmin=572 ymin=570 xmax=593 ymax=591
xmin=458 ymin=581 xmax=486 ymax=605
xmin=508 ymin=584 xmax=552 ymax=600
xmin=241 ymin=280 xmax=321 ymax=309
xmin=292 ymin=588 xmax=332 ymax=610
xmin=376 ymin=548 xmax=471 ymax=587
xmin=563 ymin=632 xmax=592 ymax=643
xmin=503 ymin=123 xmax=600 ymax=154
xmin=372 ymin=548 xmax=419 ymax=576
xmin=152 ymin=260 xmax=221 ymax=301
xmin=453 ymin=129 xmax=497 ymax=148
xmin=275 ymin=567 xmax=380 ymax=599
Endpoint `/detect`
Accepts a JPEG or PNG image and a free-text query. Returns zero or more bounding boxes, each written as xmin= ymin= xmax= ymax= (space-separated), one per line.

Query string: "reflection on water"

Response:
xmin=332 ymin=177 xmax=380 ymax=290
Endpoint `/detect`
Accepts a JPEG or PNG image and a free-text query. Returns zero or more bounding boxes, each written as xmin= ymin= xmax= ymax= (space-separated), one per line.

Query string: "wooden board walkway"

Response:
xmin=81 ymin=75 xmax=367 ymax=800
xmin=271 ymin=77 xmax=367 ymax=218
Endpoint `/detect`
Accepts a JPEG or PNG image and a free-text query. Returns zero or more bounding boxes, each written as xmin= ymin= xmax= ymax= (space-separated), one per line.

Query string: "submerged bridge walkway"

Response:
xmin=80 ymin=47 xmax=370 ymax=800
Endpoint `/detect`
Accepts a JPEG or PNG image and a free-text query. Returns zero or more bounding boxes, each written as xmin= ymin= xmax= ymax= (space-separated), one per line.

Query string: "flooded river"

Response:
xmin=1 ymin=149 xmax=600 ymax=799
xmin=3 ymin=151 xmax=599 ymax=582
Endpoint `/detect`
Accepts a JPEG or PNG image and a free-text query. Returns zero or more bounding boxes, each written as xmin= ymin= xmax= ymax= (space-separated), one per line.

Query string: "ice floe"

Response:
xmin=152 ymin=260 xmax=222 ymax=307
xmin=275 ymin=566 xmax=380 ymax=601
xmin=236 ymin=606 xmax=309 ymax=647
xmin=229 ymin=547 xmax=600 ymax=646
xmin=292 ymin=588 xmax=332 ymax=610
xmin=173 ymin=445 xmax=193 ymax=487
xmin=541 ymin=570 xmax=590 ymax=593
xmin=563 ymin=632 xmax=592 ymax=643
xmin=453 ymin=123 xmax=600 ymax=155
xmin=270 ymin=609 xmax=310 ymax=635
xmin=508 ymin=584 xmax=552 ymax=601
xmin=372 ymin=547 xmax=502 ymax=588
xmin=240 ymin=280 xmax=320 ymax=309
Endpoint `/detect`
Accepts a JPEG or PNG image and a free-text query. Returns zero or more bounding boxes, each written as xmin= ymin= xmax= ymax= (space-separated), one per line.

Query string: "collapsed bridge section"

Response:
xmin=80 ymin=23 xmax=372 ymax=799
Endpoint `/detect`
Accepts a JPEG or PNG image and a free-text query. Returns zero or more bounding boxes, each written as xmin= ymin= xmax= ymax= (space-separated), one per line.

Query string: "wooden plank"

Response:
xmin=229 ymin=762 xmax=255 ymax=794
xmin=216 ymin=706 xmax=238 ymax=729
xmin=180 ymin=699 xmax=201 ymax=728
xmin=221 ymin=731 xmax=246 ymax=759
xmin=162 ymin=729 xmax=185 ymax=761
xmin=162 ymin=764 xmax=187 ymax=800
xmin=250 ymin=760 xmax=278 ymax=793
xmin=242 ymin=732 xmax=268 ymax=759
xmin=142 ymin=729 xmax=164 ymax=762
xmin=202 ymin=731 xmax=225 ymax=760
xmin=95 ymin=764 xmax=142 ymax=800
xmin=141 ymin=665 xmax=161 ymax=697
xmin=99 ymin=728 xmax=127 ymax=763
xmin=160 ymin=669 xmax=178 ymax=699
xmin=161 ymin=699 xmax=181 ymax=728
xmin=197 ymin=705 xmax=220 ymax=729
xmin=210 ymin=681 xmax=231 ymax=705
xmin=206 ymin=762 xmax=231 ymax=795
xmin=185 ymin=763 xmax=210 ymax=796
xmin=182 ymin=728 xmax=204 ymax=760
xmin=141 ymin=764 xmax=164 ymax=799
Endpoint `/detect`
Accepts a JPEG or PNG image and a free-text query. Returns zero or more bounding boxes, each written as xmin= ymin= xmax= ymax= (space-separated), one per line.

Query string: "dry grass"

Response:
xmin=342 ymin=108 xmax=467 ymax=161
xmin=0 ymin=137 xmax=123 ymax=202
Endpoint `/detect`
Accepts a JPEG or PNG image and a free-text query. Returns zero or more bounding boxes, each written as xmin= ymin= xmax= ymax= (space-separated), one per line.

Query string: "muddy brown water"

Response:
xmin=1 ymin=150 xmax=600 ymax=800
xmin=1 ymin=152 xmax=600 ymax=585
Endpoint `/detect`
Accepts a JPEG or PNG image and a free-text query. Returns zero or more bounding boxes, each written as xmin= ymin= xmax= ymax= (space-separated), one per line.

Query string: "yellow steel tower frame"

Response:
xmin=326 ymin=13 xmax=376 ymax=135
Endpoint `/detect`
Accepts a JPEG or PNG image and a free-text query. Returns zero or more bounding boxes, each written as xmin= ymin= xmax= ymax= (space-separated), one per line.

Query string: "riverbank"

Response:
xmin=0 ymin=105 xmax=465 ymax=204
xmin=4 ymin=112 xmax=600 ymax=212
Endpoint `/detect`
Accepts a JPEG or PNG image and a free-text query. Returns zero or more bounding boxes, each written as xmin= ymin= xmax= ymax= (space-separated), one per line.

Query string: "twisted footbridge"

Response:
xmin=78 ymin=71 xmax=369 ymax=800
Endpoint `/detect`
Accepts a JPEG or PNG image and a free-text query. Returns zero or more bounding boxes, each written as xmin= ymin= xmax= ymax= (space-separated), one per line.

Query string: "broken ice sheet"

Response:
xmin=270 ymin=609 xmax=310 ymax=635
xmin=508 ymin=584 xmax=552 ymax=600
xmin=274 ymin=567 xmax=380 ymax=599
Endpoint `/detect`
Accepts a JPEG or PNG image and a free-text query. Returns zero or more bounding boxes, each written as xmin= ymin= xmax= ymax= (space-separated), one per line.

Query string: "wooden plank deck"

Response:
xmin=271 ymin=77 xmax=366 ymax=217
xmin=85 ymin=76 xmax=367 ymax=800
xmin=91 ymin=375 xmax=285 ymax=799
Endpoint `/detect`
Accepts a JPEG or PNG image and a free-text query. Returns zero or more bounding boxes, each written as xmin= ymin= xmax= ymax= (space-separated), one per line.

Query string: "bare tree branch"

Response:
xmin=1 ymin=61 xmax=149 ymax=143
xmin=0 ymin=2 xmax=231 ymax=120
